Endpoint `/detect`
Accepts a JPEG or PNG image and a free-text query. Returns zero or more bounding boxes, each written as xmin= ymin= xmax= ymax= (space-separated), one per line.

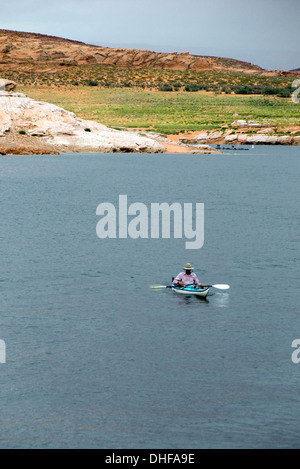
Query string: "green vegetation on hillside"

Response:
xmin=18 ymin=85 xmax=300 ymax=135
xmin=1 ymin=63 xmax=296 ymax=98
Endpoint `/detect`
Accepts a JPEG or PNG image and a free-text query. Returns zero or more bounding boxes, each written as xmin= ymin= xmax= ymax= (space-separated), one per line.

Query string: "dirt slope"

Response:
xmin=0 ymin=29 xmax=265 ymax=73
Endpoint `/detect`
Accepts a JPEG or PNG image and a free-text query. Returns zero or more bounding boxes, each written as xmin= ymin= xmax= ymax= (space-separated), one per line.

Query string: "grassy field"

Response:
xmin=18 ymin=84 xmax=300 ymax=135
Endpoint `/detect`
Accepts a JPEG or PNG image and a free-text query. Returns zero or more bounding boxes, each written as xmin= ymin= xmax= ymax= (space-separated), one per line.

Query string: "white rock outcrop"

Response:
xmin=0 ymin=90 xmax=165 ymax=153
xmin=188 ymin=130 xmax=299 ymax=145
xmin=0 ymin=79 xmax=17 ymax=91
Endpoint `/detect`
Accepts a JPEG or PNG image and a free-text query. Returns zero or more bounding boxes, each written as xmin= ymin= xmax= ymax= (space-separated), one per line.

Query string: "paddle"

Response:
xmin=150 ymin=284 xmax=230 ymax=290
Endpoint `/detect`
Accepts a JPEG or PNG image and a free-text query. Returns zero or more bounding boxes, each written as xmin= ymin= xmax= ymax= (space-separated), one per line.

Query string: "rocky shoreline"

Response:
xmin=0 ymin=80 xmax=221 ymax=155
xmin=0 ymin=133 xmax=61 ymax=155
xmin=179 ymin=122 xmax=300 ymax=146
xmin=180 ymin=134 xmax=300 ymax=146
xmin=0 ymin=79 xmax=222 ymax=155
xmin=0 ymin=131 xmax=222 ymax=155
xmin=0 ymin=89 xmax=164 ymax=154
xmin=0 ymin=79 xmax=298 ymax=155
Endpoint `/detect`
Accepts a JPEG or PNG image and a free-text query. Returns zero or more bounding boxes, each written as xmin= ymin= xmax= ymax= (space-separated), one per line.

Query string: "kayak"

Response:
xmin=171 ymin=284 xmax=210 ymax=298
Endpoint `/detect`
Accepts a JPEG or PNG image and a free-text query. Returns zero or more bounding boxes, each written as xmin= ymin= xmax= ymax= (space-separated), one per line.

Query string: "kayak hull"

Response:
xmin=171 ymin=285 xmax=210 ymax=298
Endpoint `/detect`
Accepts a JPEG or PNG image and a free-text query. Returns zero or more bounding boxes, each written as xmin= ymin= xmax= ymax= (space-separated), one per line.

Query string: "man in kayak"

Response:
xmin=173 ymin=263 xmax=205 ymax=288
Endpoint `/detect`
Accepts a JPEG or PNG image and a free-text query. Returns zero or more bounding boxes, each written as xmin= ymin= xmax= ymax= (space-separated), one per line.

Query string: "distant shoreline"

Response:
xmin=1 ymin=82 xmax=299 ymax=155
xmin=0 ymin=132 xmax=220 ymax=155
xmin=15 ymin=86 xmax=300 ymax=145
xmin=0 ymin=132 xmax=298 ymax=156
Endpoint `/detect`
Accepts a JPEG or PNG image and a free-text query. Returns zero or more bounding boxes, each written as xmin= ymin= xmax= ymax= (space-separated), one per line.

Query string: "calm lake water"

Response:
xmin=0 ymin=146 xmax=299 ymax=449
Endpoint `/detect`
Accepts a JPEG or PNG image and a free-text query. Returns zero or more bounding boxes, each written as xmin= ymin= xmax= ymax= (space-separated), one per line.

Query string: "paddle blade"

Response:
xmin=212 ymin=284 xmax=230 ymax=290
xmin=150 ymin=284 xmax=168 ymax=290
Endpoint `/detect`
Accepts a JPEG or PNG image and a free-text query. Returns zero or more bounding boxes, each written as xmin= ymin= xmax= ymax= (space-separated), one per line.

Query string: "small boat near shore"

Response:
xmin=216 ymin=144 xmax=249 ymax=151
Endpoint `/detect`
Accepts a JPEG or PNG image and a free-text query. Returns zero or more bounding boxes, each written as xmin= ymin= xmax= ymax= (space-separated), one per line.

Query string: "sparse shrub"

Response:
xmin=277 ymin=86 xmax=292 ymax=98
xmin=3 ymin=43 xmax=13 ymax=54
xmin=87 ymin=80 xmax=98 ymax=86
xmin=264 ymin=86 xmax=278 ymax=95
xmin=19 ymin=130 xmax=26 ymax=135
xmin=84 ymin=128 xmax=91 ymax=132
xmin=159 ymin=83 xmax=173 ymax=92
xmin=185 ymin=83 xmax=200 ymax=92
xmin=235 ymin=86 xmax=252 ymax=95
xmin=196 ymin=83 xmax=208 ymax=90
xmin=172 ymin=82 xmax=183 ymax=91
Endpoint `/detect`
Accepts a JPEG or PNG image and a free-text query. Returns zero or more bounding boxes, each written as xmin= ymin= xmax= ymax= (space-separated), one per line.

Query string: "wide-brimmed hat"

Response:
xmin=184 ymin=263 xmax=193 ymax=270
